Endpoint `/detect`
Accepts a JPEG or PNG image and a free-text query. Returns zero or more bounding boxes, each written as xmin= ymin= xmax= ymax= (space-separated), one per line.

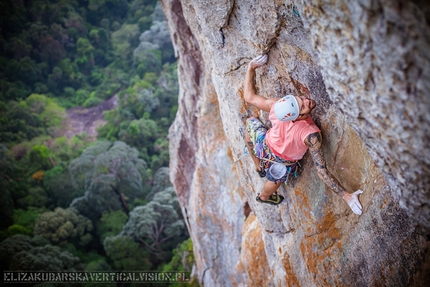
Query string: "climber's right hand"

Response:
xmin=343 ymin=190 xmax=363 ymax=215
xmin=249 ymin=54 xmax=268 ymax=69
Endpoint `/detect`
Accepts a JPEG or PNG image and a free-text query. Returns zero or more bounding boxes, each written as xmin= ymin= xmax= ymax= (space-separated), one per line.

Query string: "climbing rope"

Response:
xmin=234 ymin=145 xmax=249 ymax=163
xmin=287 ymin=0 xmax=301 ymax=18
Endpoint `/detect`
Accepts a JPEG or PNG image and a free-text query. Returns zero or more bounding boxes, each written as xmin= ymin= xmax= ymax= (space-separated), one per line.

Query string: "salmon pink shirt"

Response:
xmin=266 ymin=104 xmax=321 ymax=161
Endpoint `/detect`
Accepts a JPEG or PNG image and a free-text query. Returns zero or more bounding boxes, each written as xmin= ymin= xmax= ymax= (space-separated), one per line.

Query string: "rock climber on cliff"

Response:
xmin=243 ymin=54 xmax=363 ymax=215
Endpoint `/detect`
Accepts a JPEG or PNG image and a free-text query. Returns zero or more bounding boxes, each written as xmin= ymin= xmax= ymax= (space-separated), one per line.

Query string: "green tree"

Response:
xmin=32 ymin=24 xmax=67 ymax=64
xmin=72 ymin=89 xmax=91 ymax=106
xmin=103 ymin=236 xmax=152 ymax=270
xmin=88 ymin=0 xmax=106 ymax=11
xmin=25 ymin=93 xmax=47 ymax=113
xmin=120 ymin=187 xmax=187 ymax=259
xmin=111 ymin=23 xmax=140 ymax=60
xmin=162 ymin=238 xmax=199 ymax=287
xmin=4 ymin=37 xmax=32 ymax=59
xmin=17 ymin=57 xmax=39 ymax=84
xmin=0 ymin=234 xmax=49 ymax=270
xmin=28 ymin=144 xmax=52 ymax=170
xmin=97 ymin=210 xmax=128 ymax=242
xmin=82 ymin=91 xmax=104 ymax=108
xmin=2 ymin=81 xmax=32 ymax=101
xmin=0 ymin=144 xmax=15 ymax=229
xmin=152 ymin=63 xmax=179 ymax=121
xmin=76 ymin=37 xmax=95 ymax=66
xmin=100 ymin=18 xmax=110 ymax=30
xmin=44 ymin=166 xmax=83 ymax=208
xmin=145 ymin=167 xmax=171 ymax=201
xmin=120 ymin=117 xmax=159 ymax=151
xmin=69 ymin=141 xmax=150 ymax=215
xmin=134 ymin=43 xmax=162 ymax=76
xmin=17 ymin=186 xmax=48 ymax=208
xmin=162 ymin=238 xmax=194 ymax=272
xmin=33 ymin=207 xmax=93 ymax=246
xmin=7 ymin=224 xmax=32 ymax=236
xmin=10 ymin=244 xmax=83 ymax=271
xmin=0 ymin=234 xmax=32 ymax=269
xmin=24 ymin=93 xmax=65 ymax=132
xmin=1 ymin=100 xmax=41 ymax=141
xmin=134 ymin=19 xmax=174 ymax=63
xmin=40 ymin=100 xmax=66 ymax=130
xmin=138 ymin=16 xmax=152 ymax=32
xmin=12 ymin=207 xmax=44 ymax=233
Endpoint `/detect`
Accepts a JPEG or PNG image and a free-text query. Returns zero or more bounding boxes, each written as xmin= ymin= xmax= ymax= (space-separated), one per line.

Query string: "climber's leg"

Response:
xmin=258 ymin=180 xmax=282 ymax=201
xmin=245 ymin=117 xmax=265 ymax=174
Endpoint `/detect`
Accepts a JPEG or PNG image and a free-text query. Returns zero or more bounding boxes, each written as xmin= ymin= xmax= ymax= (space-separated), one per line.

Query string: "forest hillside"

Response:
xmin=161 ymin=0 xmax=430 ymax=286
xmin=0 ymin=0 xmax=195 ymax=285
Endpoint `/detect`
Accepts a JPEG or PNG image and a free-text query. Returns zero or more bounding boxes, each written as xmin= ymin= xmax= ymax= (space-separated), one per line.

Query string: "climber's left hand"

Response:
xmin=249 ymin=54 xmax=268 ymax=69
xmin=343 ymin=190 xmax=363 ymax=215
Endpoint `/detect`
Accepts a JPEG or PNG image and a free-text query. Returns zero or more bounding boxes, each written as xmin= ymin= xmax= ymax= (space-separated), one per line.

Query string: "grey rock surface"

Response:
xmin=162 ymin=0 xmax=430 ymax=286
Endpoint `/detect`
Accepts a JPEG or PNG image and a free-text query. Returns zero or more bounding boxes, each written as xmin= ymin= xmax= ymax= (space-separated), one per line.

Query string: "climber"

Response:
xmin=243 ymin=54 xmax=363 ymax=215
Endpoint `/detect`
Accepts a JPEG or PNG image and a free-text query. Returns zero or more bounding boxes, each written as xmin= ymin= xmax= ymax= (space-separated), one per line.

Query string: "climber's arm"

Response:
xmin=305 ymin=132 xmax=363 ymax=215
xmin=244 ymin=55 xmax=276 ymax=112
xmin=305 ymin=132 xmax=346 ymax=196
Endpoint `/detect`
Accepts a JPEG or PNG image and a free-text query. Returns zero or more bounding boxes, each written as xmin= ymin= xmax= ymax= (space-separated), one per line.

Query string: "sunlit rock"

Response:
xmin=161 ymin=0 xmax=430 ymax=286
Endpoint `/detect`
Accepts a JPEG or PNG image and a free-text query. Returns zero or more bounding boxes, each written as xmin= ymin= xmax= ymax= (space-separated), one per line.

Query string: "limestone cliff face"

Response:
xmin=161 ymin=1 xmax=430 ymax=286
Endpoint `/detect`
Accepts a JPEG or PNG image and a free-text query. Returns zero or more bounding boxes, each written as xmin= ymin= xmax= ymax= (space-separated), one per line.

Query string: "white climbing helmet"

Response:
xmin=273 ymin=95 xmax=300 ymax=121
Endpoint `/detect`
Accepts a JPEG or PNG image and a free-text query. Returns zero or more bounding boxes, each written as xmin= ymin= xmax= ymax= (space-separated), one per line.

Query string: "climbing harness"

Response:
xmin=236 ymin=122 xmax=301 ymax=184
xmin=234 ymin=144 xmax=300 ymax=185
xmin=260 ymin=157 xmax=297 ymax=167
xmin=260 ymin=157 xmax=300 ymax=184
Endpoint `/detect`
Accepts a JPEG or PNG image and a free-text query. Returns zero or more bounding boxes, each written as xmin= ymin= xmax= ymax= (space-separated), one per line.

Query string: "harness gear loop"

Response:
xmin=260 ymin=157 xmax=297 ymax=166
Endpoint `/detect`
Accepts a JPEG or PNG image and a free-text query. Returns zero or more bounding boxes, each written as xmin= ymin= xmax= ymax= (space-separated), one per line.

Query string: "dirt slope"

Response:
xmin=63 ymin=96 xmax=118 ymax=140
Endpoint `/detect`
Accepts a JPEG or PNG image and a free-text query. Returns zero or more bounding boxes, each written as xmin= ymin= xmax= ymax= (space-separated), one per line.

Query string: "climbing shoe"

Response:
xmin=256 ymin=193 xmax=284 ymax=205
xmin=256 ymin=169 xmax=266 ymax=178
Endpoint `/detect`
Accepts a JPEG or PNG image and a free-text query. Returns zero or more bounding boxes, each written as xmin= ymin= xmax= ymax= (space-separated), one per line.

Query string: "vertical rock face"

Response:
xmin=162 ymin=0 xmax=430 ymax=286
xmin=299 ymin=0 xmax=430 ymax=231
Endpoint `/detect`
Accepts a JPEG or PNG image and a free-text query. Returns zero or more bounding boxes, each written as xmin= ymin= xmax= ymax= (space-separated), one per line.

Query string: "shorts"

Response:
xmin=246 ymin=118 xmax=298 ymax=183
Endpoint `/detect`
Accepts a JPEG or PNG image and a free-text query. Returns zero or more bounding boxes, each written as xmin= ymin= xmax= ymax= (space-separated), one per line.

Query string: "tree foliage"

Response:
xmin=145 ymin=167 xmax=171 ymax=201
xmin=161 ymin=238 xmax=199 ymax=287
xmin=0 ymin=94 xmax=65 ymax=151
xmin=103 ymin=236 xmax=152 ymax=271
xmin=97 ymin=210 xmax=128 ymax=243
xmin=34 ymin=207 xmax=93 ymax=246
xmin=28 ymin=145 xmax=52 ymax=170
xmin=97 ymin=63 xmax=178 ymax=171
xmin=44 ymin=165 xmax=83 ymax=208
xmin=69 ymin=141 xmax=150 ymax=215
xmin=134 ymin=19 xmax=174 ymax=64
xmin=17 ymin=186 xmax=48 ymax=209
xmin=0 ymin=234 xmax=49 ymax=270
xmin=0 ymin=0 xmax=163 ymax=107
xmin=120 ymin=187 xmax=187 ymax=259
xmin=12 ymin=207 xmax=44 ymax=234
xmin=0 ymin=0 xmax=188 ymax=274
xmin=0 ymin=144 xmax=14 ymax=229
xmin=10 ymin=244 xmax=83 ymax=271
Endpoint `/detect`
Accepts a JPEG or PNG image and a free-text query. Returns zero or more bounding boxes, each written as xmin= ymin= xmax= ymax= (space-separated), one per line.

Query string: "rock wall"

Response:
xmin=162 ymin=0 xmax=430 ymax=286
xmin=299 ymin=0 xmax=430 ymax=231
